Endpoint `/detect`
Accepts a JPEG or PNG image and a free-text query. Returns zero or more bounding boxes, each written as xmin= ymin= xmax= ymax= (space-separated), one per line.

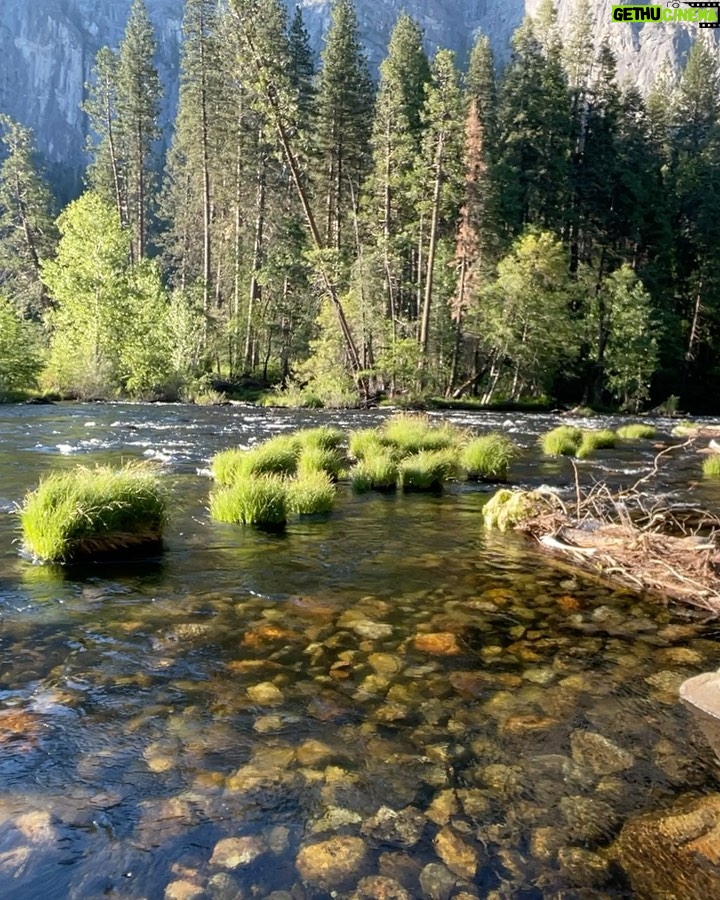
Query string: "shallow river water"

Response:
xmin=0 ymin=402 xmax=719 ymax=899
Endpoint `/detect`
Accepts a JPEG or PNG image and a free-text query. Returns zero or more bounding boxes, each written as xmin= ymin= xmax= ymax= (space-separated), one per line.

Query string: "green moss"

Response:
xmin=482 ymin=488 xmax=546 ymax=532
xmin=398 ymin=450 xmax=457 ymax=492
xmin=381 ymin=414 xmax=462 ymax=455
xmin=702 ymin=455 xmax=720 ymax=478
xmin=350 ymin=449 xmax=398 ymax=493
xmin=540 ymin=426 xmax=583 ymax=457
xmin=211 ymin=435 xmax=299 ymax=485
xmin=287 ymin=471 xmax=336 ymax=515
xmin=209 ymin=475 xmax=288 ymax=530
xmin=461 ymin=434 xmax=518 ymax=482
xmin=616 ymin=423 xmax=657 ymax=440
xmin=19 ymin=463 xmax=168 ymax=563
xmin=576 ymin=429 xmax=617 ymax=459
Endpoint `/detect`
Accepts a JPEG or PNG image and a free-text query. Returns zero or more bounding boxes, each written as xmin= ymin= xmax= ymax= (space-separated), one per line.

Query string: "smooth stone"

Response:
xmin=530 ymin=826 xmax=566 ymax=861
xmin=310 ymin=806 xmax=363 ymax=833
xmin=297 ymin=739 xmax=335 ymax=767
xmin=560 ymin=796 xmax=620 ymax=842
xmin=433 ymin=827 xmax=479 ymax=880
xmin=368 ymin=653 xmax=403 ymax=677
xmin=253 ymin=715 xmax=283 ymax=734
xmin=361 ymin=805 xmax=427 ymax=849
xmin=350 ymin=875 xmax=412 ymax=900
xmin=266 ymin=825 xmax=290 ymax=855
xmin=210 ymin=835 xmax=267 ymax=869
xmin=570 ymin=731 xmax=635 ymax=775
xmin=164 ymin=881 xmax=204 ymax=900
xmin=296 ymin=836 xmax=369 ymax=890
xmin=558 ymin=846 xmax=610 ymax=888
xmin=354 ymin=621 xmax=394 ymax=640
xmin=414 ymin=633 xmax=462 ymax=656
xmin=419 ymin=862 xmax=458 ymax=900
xmin=657 ymin=647 xmax=704 ymax=666
xmin=206 ymin=872 xmax=245 ymax=900
xmin=246 ymin=682 xmax=284 ymax=706
xmin=645 ymin=670 xmax=686 ymax=693
xmin=15 ymin=811 xmax=56 ymax=843
xmin=457 ymin=789 xmax=491 ymax=821
xmin=426 ymin=790 xmax=460 ymax=826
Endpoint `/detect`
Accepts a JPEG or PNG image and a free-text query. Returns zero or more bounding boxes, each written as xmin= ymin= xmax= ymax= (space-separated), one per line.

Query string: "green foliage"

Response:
xmin=349 ymin=428 xmax=386 ymax=460
xmin=19 ymin=463 xmax=168 ymax=563
xmin=350 ymin=449 xmax=398 ymax=493
xmin=287 ymin=471 xmax=336 ymax=515
xmin=297 ymin=445 xmax=344 ymax=479
xmin=483 ymin=488 xmax=546 ymax=532
xmin=260 ymin=384 xmax=324 ymax=409
xmin=617 ymin=423 xmax=657 ymax=440
xmin=397 ymin=450 xmax=457 ymax=491
xmin=295 ymin=427 xmax=345 ymax=451
xmin=576 ymin=429 xmax=617 ymax=458
xmin=702 ymin=455 xmax=720 ymax=478
xmin=210 ymin=475 xmax=287 ymax=529
xmin=461 ymin=434 xmax=518 ymax=481
xmin=0 ymin=296 xmax=43 ymax=399
xmin=381 ymin=414 xmax=461 ymax=454
xmin=540 ymin=425 xmax=583 ymax=457
xmin=211 ymin=436 xmax=299 ymax=485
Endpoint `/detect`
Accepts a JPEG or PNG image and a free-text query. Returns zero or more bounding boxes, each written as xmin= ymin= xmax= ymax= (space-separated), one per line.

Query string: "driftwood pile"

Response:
xmin=490 ymin=441 xmax=720 ymax=612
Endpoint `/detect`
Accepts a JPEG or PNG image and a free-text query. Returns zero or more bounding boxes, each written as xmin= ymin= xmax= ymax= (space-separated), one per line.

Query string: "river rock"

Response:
xmin=414 ymin=633 xmax=462 ymax=656
xmin=209 ymin=835 xmax=267 ymax=869
xmin=311 ymin=806 xmax=363 ymax=833
xmin=558 ymin=846 xmax=610 ymax=888
xmin=246 ymin=682 xmax=284 ymax=706
xmin=426 ymin=790 xmax=460 ymax=826
xmin=613 ymin=794 xmax=720 ymax=898
xmin=530 ymin=826 xmax=566 ymax=861
xmin=560 ymin=796 xmax=620 ymax=842
xmin=570 ymin=731 xmax=635 ymax=775
xmin=378 ymin=851 xmax=424 ymax=891
xmin=418 ymin=862 xmax=458 ymax=900
xmin=206 ymin=872 xmax=245 ymax=900
xmin=433 ymin=827 xmax=479 ymax=880
xmin=368 ymin=653 xmax=403 ymax=677
xmin=354 ymin=621 xmax=394 ymax=640
xmin=361 ymin=805 xmax=426 ymax=848
xmin=164 ymin=880 xmax=204 ymax=900
xmin=295 ymin=836 xmax=369 ymax=890
xmin=350 ymin=875 xmax=413 ymax=899
xmin=297 ymin=739 xmax=335 ymax=767
xmin=15 ymin=811 xmax=57 ymax=843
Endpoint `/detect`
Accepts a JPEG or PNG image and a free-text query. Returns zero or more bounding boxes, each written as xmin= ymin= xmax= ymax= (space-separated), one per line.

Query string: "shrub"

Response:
xmin=349 ymin=428 xmax=386 ymax=460
xmin=461 ymin=434 xmax=518 ymax=482
xmin=398 ymin=450 xmax=458 ymax=492
xmin=287 ymin=471 xmax=336 ymax=515
xmin=211 ymin=435 xmax=299 ymax=485
xmin=482 ymin=488 xmax=547 ymax=532
xmin=297 ymin=445 xmax=344 ymax=480
xmin=210 ymin=475 xmax=287 ymax=530
xmin=381 ymin=414 xmax=461 ymax=455
xmin=576 ymin=429 xmax=617 ymax=459
xmin=703 ymin=455 xmax=720 ymax=478
xmin=616 ymin=423 xmax=657 ymax=440
xmin=350 ymin=449 xmax=398 ymax=493
xmin=19 ymin=463 xmax=168 ymax=563
xmin=540 ymin=426 xmax=583 ymax=457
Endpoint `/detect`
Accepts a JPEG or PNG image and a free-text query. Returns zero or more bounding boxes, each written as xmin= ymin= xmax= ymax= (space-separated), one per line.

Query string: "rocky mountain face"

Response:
xmin=0 ymin=0 xmax=715 ymax=179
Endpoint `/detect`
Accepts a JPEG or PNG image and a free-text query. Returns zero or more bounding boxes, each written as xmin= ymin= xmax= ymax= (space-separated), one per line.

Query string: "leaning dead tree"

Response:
xmin=484 ymin=439 xmax=720 ymax=612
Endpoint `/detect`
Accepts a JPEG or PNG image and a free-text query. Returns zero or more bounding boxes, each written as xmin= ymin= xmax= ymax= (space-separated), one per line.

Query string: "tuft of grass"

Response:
xmin=398 ymin=450 xmax=458 ymax=492
xmin=381 ymin=414 xmax=462 ymax=455
xmin=540 ymin=426 xmax=583 ymax=457
xmin=616 ymin=423 xmax=657 ymax=440
xmin=295 ymin=426 xmax=345 ymax=451
xmin=209 ymin=475 xmax=287 ymax=530
xmin=349 ymin=428 xmax=386 ymax=461
xmin=211 ymin=435 xmax=299 ymax=485
xmin=461 ymin=434 xmax=518 ymax=482
xmin=703 ymin=455 xmax=720 ymax=478
xmin=350 ymin=449 xmax=398 ymax=493
xmin=287 ymin=471 xmax=336 ymax=515
xmin=482 ymin=488 xmax=547 ymax=532
xmin=19 ymin=462 xmax=168 ymax=563
xmin=576 ymin=429 xmax=617 ymax=459
xmin=297 ymin=445 xmax=345 ymax=480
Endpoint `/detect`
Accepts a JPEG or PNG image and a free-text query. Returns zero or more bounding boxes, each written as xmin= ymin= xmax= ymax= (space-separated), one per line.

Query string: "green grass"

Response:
xmin=297 ymin=445 xmax=345 ymax=480
xmin=381 ymin=414 xmax=462 ymax=455
xmin=576 ymin=429 xmax=617 ymax=459
xmin=287 ymin=471 xmax=336 ymax=515
xmin=211 ymin=435 xmax=299 ymax=485
xmin=295 ymin=426 xmax=345 ymax=451
xmin=461 ymin=434 xmax=518 ymax=482
xmin=350 ymin=449 xmax=399 ymax=493
xmin=703 ymin=455 xmax=720 ymax=478
xmin=349 ymin=428 xmax=386 ymax=461
xmin=616 ymin=423 xmax=657 ymax=440
xmin=19 ymin=462 xmax=168 ymax=563
xmin=209 ymin=475 xmax=288 ymax=530
xmin=398 ymin=450 xmax=458 ymax=492
xmin=540 ymin=426 xmax=583 ymax=457
xmin=482 ymin=488 xmax=547 ymax=532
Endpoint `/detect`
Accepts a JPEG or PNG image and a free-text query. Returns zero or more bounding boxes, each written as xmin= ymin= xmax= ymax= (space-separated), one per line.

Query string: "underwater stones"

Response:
xmin=558 ymin=847 xmax=610 ymax=888
xmin=530 ymin=826 xmax=567 ymax=861
xmin=310 ymin=806 xmax=363 ymax=833
xmin=560 ymin=796 xmax=620 ymax=842
xmin=164 ymin=881 xmax=204 ymax=900
xmin=361 ymin=805 xmax=426 ymax=849
xmin=457 ymin=789 xmax=491 ymax=822
xmin=350 ymin=875 xmax=412 ymax=900
xmin=418 ymin=862 xmax=458 ymax=900
xmin=210 ymin=835 xmax=267 ymax=869
xmin=368 ymin=653 xmax=403 ymax=677
xmin=645 ymin=670 xmax=686 ymax=695
xmin=296 ymin=739 xmax=336 ymax=767
xmin=614 ymin=794 xmax=720 ymax=899
xmin=657 ymin=646 xmax=704 ymax=666
xmin=295 ymin=836 xmax=369 ymax=890
xmin=246 ymin=682 xmax=284 ymax=706
xmin=253 ymin=715 xmax=283 ymax=734
xmin=15 ymin=811 xmax=56 ymax=844
xmin=426 ymin=790 xmax=460 ymax=826
xmin=354 ymin=621 xmax=394 ymax=640
xmin=206 ymin=873 xmax=245 ymax=900
xmin=413 ymin=633 xmax=462 ymax=656
xmin=433 ymin=826 xmax=480 ymax=880
xmin=570 ymin=731 xmax=635 ymax=775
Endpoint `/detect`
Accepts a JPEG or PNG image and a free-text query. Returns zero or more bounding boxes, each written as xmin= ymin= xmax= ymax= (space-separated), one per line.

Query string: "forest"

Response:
xmin=0 ymin=0 xmax=718 ymax=412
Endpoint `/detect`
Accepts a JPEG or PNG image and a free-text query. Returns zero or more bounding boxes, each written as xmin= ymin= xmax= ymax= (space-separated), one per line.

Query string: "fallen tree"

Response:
xmin=483 ymin=440 xmax=720 ymax=612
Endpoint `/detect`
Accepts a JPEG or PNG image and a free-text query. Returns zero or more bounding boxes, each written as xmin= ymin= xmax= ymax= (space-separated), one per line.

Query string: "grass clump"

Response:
xmin=398 ymin=450 xmax=457 ymax=492
xmin=297 ymin=445 xmax=345 ymax=480
xmin=617 ymin=423 xmax=657 ymax=440
xmin=349 ymin=428 xmax=386 ymax=461
xmin=350 ymin=450 xmax=398 ymax=493
xmin=381 ymin=414 xmax=461 ymax=455
xmin=295 ymin=426 xmax=345 ymax=451
xmin=210 ymin=475 xmax=287 ymax=530
xmin=19 ymin=462 xmax=168 ymax=563
xmin=211 ymin=435 xmax=299 ymax=485
xmin=287 ymin=471 xmax=336 ymax=515
xmin=540 ymin=426 xmax=583 ymax=457
xmin=461 ymin=434 xmax=518 ymax=482
xmin=703 ymin=455 xmax=720 ymax=478
xmin=576 ymin=429 xmax=617 ymax=459
xmin=482 ymin=488 xmax=546 ymax=532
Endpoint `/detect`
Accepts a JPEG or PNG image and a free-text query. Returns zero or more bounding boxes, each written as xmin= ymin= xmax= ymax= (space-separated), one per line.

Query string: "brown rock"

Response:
xmin=296 ymin=836 xmax=369 ymax=890
xmin=361 ymin=805 xmax=426 ymax=849
xmin=210 ymin=835 xmax=266 ymax=869
xmin=297 ymin=739 xmax=335 ymax=767
xmin=164 ymin=881 xmax=204 ymax=900
xmin=426 ymin=790 xmax=459 ymax=826
xmin=570 ymin=730 xmax=635 ymax=775
xmin=433 ymin=827 xmax=479 ymax=880
xmin=414 ymin=633 xmax=462 ymax=656
xmin=350 ymin=875 xmax=412 ymax=899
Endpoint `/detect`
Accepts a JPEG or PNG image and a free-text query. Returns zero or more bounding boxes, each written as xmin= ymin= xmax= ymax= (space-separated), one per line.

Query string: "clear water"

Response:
xmin=0 ymin=402 xmax=718 ymax=899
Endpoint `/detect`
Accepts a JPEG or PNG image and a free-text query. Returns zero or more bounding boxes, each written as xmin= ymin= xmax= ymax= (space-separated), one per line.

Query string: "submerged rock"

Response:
xmin=570 ymin=730 xmax=635 ymax=775
xmin=209 ymin=835 xmax=267 ymax=869
xmin=246 ymin=682 xmax=284 ymax=706
xmin=433 ymin=826 xmax=480 ymax=880
xmin=361 ymin=805 xmax=426 ymax=848
xmin=418 ymin=862 xmax=458 ymax=900
xmin=414 ymin=633 xmax=462 ymax=656
xmin=350 ymin=875 xmax=413 ymax=899
xmin=295 ymin=836 xmax=369 ymax=890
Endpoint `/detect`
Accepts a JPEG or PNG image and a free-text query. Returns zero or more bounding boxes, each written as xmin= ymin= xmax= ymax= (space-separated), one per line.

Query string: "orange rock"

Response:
xmin=414 ymin=633 xmax=462 ymax=656
xmin=557 ymin=595 xmax=581 ymax=612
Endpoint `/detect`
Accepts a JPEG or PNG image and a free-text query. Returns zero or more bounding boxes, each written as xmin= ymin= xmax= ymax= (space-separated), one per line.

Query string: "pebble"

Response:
xmin=209 ymin=835 xmax=267 ymax=869
xmin=295 ymin=836 xmax=369 ymax=890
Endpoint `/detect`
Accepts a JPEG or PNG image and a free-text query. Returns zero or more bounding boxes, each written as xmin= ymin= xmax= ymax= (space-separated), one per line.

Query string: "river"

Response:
xmin=0 ymin=401 xmax=718 ymax=898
